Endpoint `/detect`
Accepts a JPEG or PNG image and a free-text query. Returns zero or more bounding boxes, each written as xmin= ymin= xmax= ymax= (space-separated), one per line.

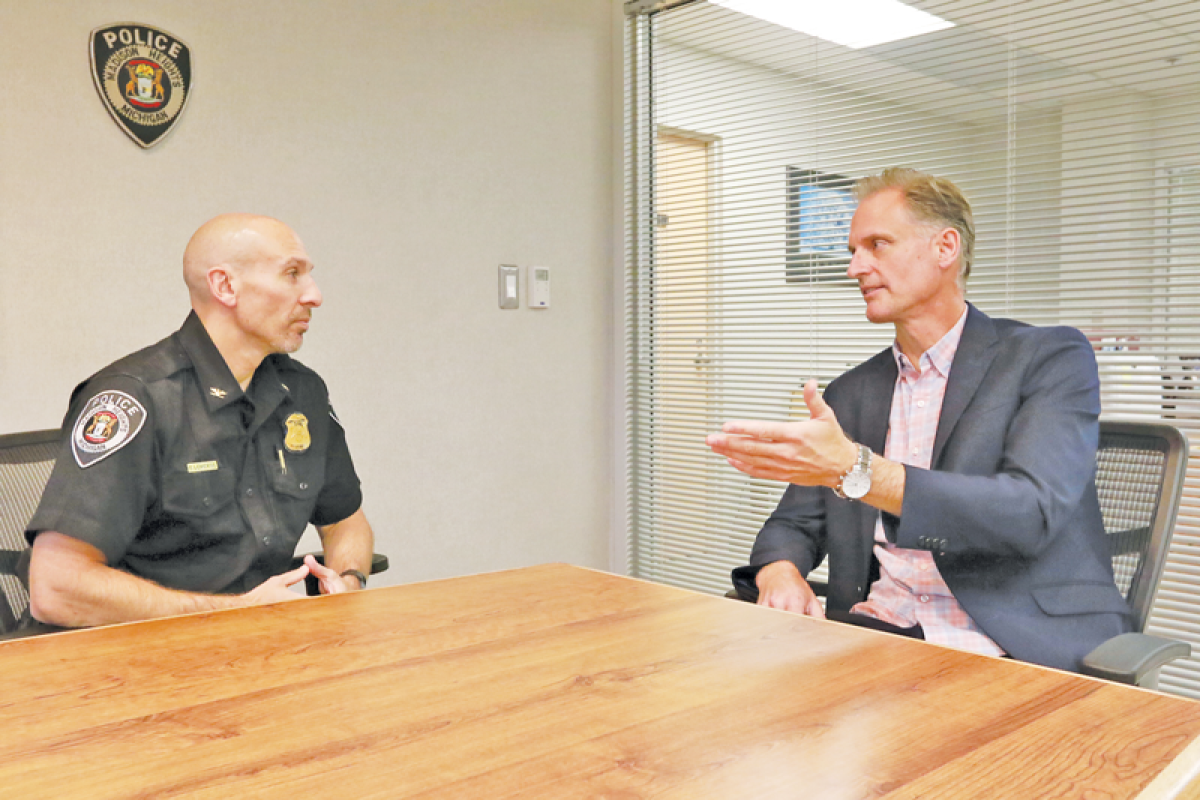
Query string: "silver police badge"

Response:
xmin=72 ymin=391 xmax=148 ymax=468
xmin=90 ymin=23 xmax=192 ymax=149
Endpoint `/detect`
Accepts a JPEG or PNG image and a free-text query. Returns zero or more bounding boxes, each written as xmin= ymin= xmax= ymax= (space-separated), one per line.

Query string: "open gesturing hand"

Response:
xmin=706 ymin=379 xmax=857 ymax=487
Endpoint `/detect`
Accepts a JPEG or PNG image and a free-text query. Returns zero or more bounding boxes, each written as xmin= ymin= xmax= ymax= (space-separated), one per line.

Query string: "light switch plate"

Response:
xmin=498 ymin=264 xmax=519 ymax=309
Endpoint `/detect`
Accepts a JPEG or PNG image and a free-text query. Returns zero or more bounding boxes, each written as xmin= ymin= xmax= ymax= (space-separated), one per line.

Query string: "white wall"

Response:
xmin=0 ymin=0 xmax=622 ymax=585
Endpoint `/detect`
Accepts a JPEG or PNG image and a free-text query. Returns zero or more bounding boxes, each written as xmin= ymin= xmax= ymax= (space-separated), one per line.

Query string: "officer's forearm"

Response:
xmin=28 ymin=531 xmax=255 ymax=627
xmin=316 ymin=508 xmax=375 ymax=587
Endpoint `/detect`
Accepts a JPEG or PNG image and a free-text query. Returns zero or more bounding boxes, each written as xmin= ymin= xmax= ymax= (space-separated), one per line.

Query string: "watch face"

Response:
xmin=841 ymin=470 xmax=871 ymax=499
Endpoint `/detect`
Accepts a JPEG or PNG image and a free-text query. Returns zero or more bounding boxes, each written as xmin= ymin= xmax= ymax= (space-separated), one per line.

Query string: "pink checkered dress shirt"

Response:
xmin=850 ymin=309 xmax=1006 ymax=657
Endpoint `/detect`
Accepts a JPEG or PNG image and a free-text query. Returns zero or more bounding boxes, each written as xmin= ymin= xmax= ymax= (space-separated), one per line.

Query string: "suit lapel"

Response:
xmin=852 ymin=348 xmax=897 ymax=566
xmin=858 ymin=350 xmax=895 ymax=456
xmin=932 ymin=304 xmax=999 ymax=466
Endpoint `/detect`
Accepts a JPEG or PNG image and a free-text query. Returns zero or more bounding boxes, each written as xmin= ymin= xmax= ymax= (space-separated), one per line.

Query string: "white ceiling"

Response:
xmin=660 ymin=0 xmax=1200 ymax=124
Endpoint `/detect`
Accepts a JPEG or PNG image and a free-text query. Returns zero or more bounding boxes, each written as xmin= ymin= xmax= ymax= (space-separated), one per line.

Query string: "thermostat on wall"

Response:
xmin=529 ymin=266 xmax=550 ymax=309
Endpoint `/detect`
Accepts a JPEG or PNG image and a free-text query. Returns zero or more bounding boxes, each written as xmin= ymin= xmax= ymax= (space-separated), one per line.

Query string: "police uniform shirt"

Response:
xmin=26 ymin=311 xmax=363 ymax=594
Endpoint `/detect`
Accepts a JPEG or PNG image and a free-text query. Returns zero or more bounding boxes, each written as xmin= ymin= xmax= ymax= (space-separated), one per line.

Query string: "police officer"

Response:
xmin=25 ymin=213 xmax=377 ymax=628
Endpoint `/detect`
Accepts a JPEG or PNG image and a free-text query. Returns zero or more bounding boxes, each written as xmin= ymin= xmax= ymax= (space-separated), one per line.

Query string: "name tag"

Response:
xmin=187 ymin=460 xmax=219 ymax=473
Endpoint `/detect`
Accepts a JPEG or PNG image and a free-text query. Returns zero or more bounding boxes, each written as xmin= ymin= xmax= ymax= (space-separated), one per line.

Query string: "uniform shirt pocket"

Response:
xmin=162 ymin=467 xmax=238 ymax=519
xmin=267 ymin=451 xmax=326 ymax=538
xmin=269 ymin=454 xmax=324 ymax=500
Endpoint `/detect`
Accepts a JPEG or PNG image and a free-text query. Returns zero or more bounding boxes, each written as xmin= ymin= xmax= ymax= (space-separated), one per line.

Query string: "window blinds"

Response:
xmin=624 ymin=0 xmax=1200 ymax=698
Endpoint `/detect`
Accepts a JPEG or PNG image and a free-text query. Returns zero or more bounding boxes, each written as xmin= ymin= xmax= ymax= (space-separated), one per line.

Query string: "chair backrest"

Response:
xmin=0 ymin=429 xmax=60 ymax=633
xmin=1096 ymin=420 xmax=1188 ymax=632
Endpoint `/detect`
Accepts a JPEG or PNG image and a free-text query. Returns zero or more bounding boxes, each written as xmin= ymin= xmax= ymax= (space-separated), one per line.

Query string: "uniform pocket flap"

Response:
xmin=162 ymin=467 xmax=238 ymax=516
xmin=1032 ymin=582 xmax=1131 ymax=617
xmin=269 ymin=463 xmax=322 ymax=500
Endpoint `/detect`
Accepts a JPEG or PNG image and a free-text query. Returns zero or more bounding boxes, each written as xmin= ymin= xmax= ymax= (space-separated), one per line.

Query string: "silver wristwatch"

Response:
xmin=834 ymin=444 xmax=872 ymax=500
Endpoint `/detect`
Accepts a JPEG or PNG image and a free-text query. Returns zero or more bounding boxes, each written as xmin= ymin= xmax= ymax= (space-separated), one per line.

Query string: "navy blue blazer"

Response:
xmin=734 ymin=304 xmax=1132 ymax=672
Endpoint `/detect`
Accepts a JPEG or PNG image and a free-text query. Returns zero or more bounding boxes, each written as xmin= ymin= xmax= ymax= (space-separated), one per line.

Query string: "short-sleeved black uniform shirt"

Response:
xmin=26 ymin=312 xmax=363 ymax=594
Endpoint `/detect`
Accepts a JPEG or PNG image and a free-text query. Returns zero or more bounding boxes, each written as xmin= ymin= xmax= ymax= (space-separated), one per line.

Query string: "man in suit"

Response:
xmin=706 ymin=168 xmax=1131 ymax=672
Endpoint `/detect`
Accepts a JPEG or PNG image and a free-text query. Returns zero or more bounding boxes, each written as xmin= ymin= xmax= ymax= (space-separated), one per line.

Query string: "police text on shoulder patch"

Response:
xmin=72 ymin=391 xmax=148 ymax=468
xmin=89 ymin=23 xmax=192 ymax=149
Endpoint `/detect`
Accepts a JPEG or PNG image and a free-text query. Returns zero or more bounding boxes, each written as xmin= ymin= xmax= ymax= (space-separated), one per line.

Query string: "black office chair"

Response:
xmin=1079 ymin=420 xmax=1190 ymax=687
xmin=729 ymin=420 xmax=1191 ymax=688
xmin=0 ymin=429 xmax=60 ymax=636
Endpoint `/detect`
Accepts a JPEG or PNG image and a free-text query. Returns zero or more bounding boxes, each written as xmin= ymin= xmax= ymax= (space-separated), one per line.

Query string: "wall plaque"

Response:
xmin=90 ymin=23 xmax=192 ymax=148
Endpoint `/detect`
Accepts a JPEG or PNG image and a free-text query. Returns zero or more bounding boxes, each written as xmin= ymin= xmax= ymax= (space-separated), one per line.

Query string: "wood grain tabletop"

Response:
xmin=2 ymin=563 xmax=1198 ymax=799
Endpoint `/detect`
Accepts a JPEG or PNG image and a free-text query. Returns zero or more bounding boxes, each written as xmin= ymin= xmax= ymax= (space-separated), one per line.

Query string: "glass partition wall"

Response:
xmin=624 ymin=0 xmax=1200 ymax=697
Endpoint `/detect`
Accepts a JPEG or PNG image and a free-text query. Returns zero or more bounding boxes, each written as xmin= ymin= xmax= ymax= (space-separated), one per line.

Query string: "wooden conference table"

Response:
xmin=4 ymin=564 xmax=1200 ymax=799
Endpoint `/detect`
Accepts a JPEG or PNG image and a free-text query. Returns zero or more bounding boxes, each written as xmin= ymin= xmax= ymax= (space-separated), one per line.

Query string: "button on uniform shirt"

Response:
xmin=850 ymin=309 xmax=1005 ymax=657
xmin=26 ymin=311 xmax=363 ymax=594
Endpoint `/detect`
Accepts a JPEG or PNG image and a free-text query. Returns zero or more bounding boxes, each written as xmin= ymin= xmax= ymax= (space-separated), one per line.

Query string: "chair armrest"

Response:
xmin=0 ymin=619 xmax=65 ymax=642
xmin=1080 ymin=632 xmax=1191 ymax=686
xmin=292 ymin=552 xmax=390 ymax=574
xmin=0 ymin=548 xmax=22 ymax=576
xmin=291 ymin=552 xmax=390 ymax=596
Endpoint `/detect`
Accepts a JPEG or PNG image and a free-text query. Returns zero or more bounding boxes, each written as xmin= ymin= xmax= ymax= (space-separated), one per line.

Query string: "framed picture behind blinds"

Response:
xmin=785 ymin=168 xmax=856 ymax=284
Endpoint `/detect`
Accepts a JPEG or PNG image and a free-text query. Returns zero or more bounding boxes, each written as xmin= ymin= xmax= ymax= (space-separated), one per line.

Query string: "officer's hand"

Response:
xmin=243 ymin=563 xmax=310 ymax=606
xmin=756 ymin=560 xmax=825 ymax=618
xmin=303 ymin=554 xmax=354 ymax=594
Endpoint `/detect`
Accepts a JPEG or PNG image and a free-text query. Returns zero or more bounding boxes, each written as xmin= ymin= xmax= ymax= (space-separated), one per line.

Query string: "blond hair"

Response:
xmin=854 ymin=168 xmax=975 ymax=284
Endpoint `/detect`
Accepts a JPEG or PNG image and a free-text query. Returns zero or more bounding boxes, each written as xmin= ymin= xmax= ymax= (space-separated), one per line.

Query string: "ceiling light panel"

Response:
xmin=711 ymin=0 xmax=955 ymax=49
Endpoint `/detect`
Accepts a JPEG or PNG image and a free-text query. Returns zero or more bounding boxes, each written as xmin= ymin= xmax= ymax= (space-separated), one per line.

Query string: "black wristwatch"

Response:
xmin=339 ymin=569 xmax=368 ymax=588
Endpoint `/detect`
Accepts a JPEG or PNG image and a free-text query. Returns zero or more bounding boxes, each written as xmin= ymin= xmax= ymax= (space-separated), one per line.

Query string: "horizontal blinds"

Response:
xmin=625 ymin=0 xmax=1200 ymax=697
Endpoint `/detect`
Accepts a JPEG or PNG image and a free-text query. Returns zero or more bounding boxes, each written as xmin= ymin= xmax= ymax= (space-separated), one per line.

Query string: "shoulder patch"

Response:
xmin=72 ymin=390 xmax=148 ymax=468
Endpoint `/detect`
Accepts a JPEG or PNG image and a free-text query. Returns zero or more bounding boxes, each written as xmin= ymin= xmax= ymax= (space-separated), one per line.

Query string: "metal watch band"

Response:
xmin=834 ymin=444 xmax=872 ymax=500
xmin=339 ymin=568 xmax=368 ymax=588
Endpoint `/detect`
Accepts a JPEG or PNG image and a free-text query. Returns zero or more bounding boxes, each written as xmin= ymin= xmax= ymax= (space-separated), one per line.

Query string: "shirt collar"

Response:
xmin=175 ymin=311 xmax=245 ymax=412
xmin=175 ymin=312 xmax=295 ymax=422
xmin=891 ymin=306 xmax=969 ymax=378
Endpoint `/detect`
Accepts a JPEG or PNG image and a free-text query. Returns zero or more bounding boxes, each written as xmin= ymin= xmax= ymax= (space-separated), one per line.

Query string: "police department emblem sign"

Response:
xmin=90 ymin=23 xmax=192 ymax=149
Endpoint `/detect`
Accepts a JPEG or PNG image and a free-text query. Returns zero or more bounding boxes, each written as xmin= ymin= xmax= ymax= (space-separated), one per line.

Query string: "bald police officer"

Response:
xmin=25 ymin=214 xmax=376 ymax=628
